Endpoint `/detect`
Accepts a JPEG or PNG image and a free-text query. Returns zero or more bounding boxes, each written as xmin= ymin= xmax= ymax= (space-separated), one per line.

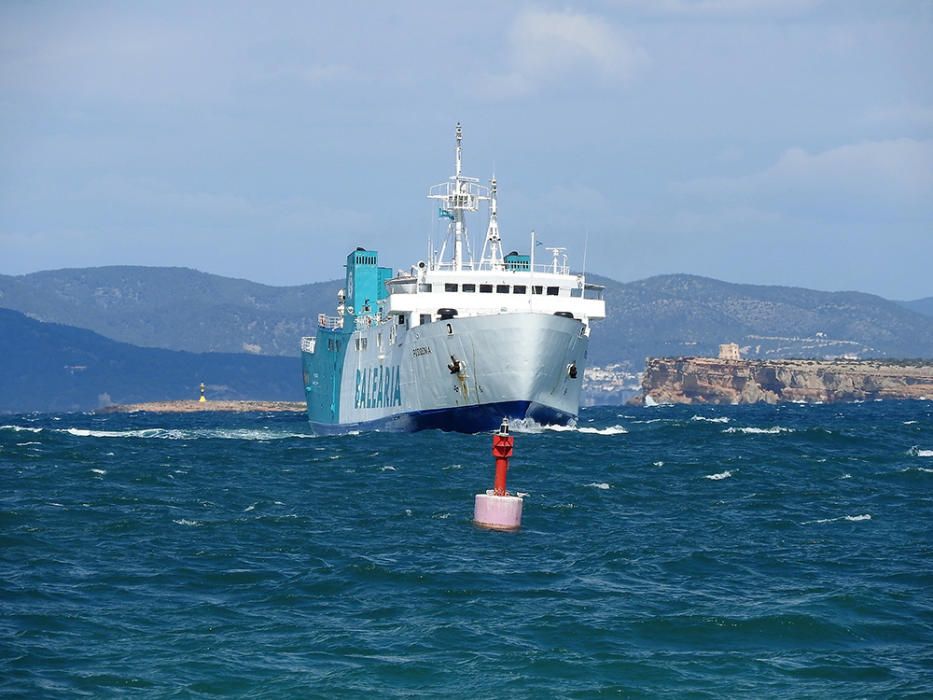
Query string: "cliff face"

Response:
xmin=639 ymin=357 xmax=933 ymax=405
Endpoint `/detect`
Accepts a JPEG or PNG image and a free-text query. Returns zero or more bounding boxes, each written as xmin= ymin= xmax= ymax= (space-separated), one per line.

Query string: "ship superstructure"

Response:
xmin=301 ymin=124 xmax=606 ymax=433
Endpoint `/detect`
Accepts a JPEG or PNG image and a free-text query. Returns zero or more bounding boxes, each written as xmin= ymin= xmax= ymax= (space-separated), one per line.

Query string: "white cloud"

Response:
xmin=609 ymin=0 xmax=823 ymax=19
xmin=864 ymin=105 xmax=933 ymax=130
xmin=682 ymin=139 xmax=933 ymax=204
xmin=482 ymin=9 xmax=647 ymax=97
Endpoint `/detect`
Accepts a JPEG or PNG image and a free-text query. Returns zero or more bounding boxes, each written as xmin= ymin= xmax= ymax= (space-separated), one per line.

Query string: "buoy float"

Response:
xmin=473 ymin=417 xmax=523 ymax=530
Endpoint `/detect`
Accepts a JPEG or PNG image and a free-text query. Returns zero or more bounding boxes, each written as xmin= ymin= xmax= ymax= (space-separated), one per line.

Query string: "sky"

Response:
xmin=1 ymin=1 xmax=931 ymax=299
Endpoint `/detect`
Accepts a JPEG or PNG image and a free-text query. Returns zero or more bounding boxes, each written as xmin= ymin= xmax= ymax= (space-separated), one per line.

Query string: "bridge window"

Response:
xmin=547 ymin=286 xmax=559 ymax=296
xmin=462 ymin=283 xmax=476 ymax=292
xmin=496 ymin=284 xmax=509 ymax=294
xmin=420 ymin=314 xmax=432 ymax=325
xmin=513 ymin=285 xmax=527 ymax=294
xmin=418 ymin=283 xmax=433 ymax=292
xmin=445 ymin=283 xmax=458 ymax=292
xmin=480 ymin=284 xmax=493 ymax=293
xmin=532 ymin=285 xmax=543 ymax=295
xmin=355 ymin=337 xmax=368 ymax=350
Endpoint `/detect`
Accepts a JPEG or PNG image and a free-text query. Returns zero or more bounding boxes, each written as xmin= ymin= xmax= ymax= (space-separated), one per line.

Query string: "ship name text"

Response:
xmin=355 ymin=365 xmax=403 ymax=409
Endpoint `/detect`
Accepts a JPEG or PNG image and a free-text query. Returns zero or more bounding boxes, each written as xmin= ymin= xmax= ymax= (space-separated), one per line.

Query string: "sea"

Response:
xmin=2 ymin=401 xmax=931 ymax=698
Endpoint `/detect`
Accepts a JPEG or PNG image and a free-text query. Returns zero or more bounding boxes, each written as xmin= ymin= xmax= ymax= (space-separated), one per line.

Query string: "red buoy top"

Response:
xmin=492 ymin=418 xmax=513 ymax=495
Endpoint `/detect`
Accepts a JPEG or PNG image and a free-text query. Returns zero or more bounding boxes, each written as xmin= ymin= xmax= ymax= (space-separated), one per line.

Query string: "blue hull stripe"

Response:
xmin=309 ymin=401 xmax=574 ymax=435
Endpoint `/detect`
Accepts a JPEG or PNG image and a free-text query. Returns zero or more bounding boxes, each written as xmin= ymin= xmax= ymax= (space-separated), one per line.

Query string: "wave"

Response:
xmin=172 ymin=519 xmax=202 ymax=527
xmin=691 ymin=415 xmax=730 ymax=424
xmin=578 ymin=425 xmax=627 ymax=435
xmin=705 ymin=470 xmax=732 ymax=480
xmin=723 ymin=426 xmax=794 ymax=435
xmin=812 ymin=514 xmax=872 ymax=524
xmin=59 ymin=427 xmax=315 ymax=441
xmin=511 ymin=420 xmax=627 ymax=435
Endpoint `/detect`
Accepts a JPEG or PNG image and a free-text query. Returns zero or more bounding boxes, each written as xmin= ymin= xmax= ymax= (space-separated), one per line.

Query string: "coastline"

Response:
xmin=97 ymin=400 xmax=307 ymax=414
xmin=635 ymin=357 xmax=933 ymax=405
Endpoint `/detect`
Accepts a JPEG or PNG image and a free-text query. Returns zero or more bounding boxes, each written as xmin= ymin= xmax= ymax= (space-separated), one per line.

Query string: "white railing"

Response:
xmin=300 ymin=336 xmax=316 ymax=353
xmin=318 ymin=313 xmax=343 ymax=330
xmin=429 ymin=260 xmax=570 ymax=275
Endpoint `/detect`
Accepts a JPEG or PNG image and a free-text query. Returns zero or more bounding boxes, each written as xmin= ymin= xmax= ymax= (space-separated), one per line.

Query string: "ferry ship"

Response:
xmin=300 ymin=124 xmax=606 ymax=433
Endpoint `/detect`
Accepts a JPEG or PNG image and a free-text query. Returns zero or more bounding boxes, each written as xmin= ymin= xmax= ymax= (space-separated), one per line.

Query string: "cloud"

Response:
xmin=608 ymin=0 xmax=823 ymax=19
xmin=482 ymin=9 xmax=647 ymax=97
xmin=682 ymin=139 xmax=933 ymax=206
xmin=864 ymin=105 xmax=933 ymax=130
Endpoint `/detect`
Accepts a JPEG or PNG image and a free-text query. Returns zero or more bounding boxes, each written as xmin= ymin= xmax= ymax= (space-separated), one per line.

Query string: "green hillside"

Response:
xmin=2 ymin=267 xmax=931 ymax=371
xmin=0 ymin=309 xmax=302 ymax=413
xmin=0 ymin=266 xmax=338 ymax=357
xmin=587 ymin=274 xmax=933 ymax=367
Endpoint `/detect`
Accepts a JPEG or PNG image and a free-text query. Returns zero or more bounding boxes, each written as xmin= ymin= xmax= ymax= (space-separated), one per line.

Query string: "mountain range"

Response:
xmin=0 ymin=308 xmax=301 ymax=413
xmin=1 ymin=266 xmax=931 ymax=412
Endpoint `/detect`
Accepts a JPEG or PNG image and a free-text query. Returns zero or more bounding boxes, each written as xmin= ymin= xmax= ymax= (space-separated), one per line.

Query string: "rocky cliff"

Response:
xmin=637 ymin=357 xmax=933 ymax=405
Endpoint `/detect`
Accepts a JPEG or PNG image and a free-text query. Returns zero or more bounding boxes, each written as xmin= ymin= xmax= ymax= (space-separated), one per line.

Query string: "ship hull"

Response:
xmin=302 ymin=312 xmax=588 ymax=434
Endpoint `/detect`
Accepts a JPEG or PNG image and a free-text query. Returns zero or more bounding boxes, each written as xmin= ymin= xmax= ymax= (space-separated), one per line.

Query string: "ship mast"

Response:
xmin=428 ymin=123 xmax=489 ymax=271
xmin=480 ymin=176 xmax=504 ymax=269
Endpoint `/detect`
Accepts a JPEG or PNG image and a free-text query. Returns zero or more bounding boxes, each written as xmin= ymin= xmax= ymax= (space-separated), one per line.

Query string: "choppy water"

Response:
xmin=2 ymin=401 xmax=932 ymax=697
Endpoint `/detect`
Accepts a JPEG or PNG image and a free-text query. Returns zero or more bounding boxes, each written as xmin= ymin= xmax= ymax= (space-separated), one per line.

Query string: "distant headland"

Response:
xmin=97 ymin=400 xmax=306 ymax=414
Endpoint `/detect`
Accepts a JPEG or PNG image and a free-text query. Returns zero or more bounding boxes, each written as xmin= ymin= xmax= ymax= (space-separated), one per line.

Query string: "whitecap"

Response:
xmin=841 ymin=473 xmax=852 ymax=479
xmin=16 ymin=441 xmax=41 ymax=447
xmin=404 ymin=509 xmax=412 ymax=516
xmin=586 ymin=482 xmax=611 ymax=490
xmin=578 ymin=425 xmax=627 ymax=435
xmin=59 ymin=426 xmax=315 ymax=441
xmin=691 ymin=415 xmax=730 ymax=423
xmin=244 ymin=504 xmax=256 ymax=512
xmin=653 ymin=461 xmax=664 ymax=467
xmin=904 ymin=420 xmax=918 ymax=425
xmin=510 ymin=419 xmax=625 ymax=435
xmin=90 ymin=468 xmax=106 ymax=476
xmin=812 ymin=514 xmax=872 ymax=524
xmin=723 ymin=426 xmax=794 ymax=435
xmin=1 ymin=425 xmax=42 ymax=433
xmin=433 ymin=513 xmax=451 ymax=519
xmin=173 ymin=518 xmax=202 ymax=527
xmin=705 ymin=470 xmax=732 ymax=480
xmin=907 ymin=446 xmax=933 ymax=457
xmin=381 ymin=465 xmax=397 ymax=471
